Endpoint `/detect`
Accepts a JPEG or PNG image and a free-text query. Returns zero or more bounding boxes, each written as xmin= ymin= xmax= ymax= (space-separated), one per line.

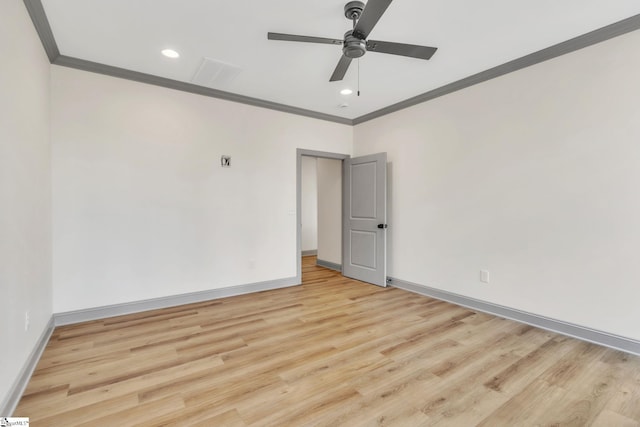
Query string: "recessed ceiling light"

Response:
xmin=161 ymin=49 xmax=180 ymax=58
xmin=340 ymin=88 xmax=353 ymax=96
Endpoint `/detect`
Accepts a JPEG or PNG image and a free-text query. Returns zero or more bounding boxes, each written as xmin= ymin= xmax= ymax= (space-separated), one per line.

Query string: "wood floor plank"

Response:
xmin=600 ymin=361 xmax=640 ymax=421
xmin=32 ymin=392 xmax=142 ymax=426
xmin=476 ymin=379 xmax=569 ymax=426
xmin=14 ymin=256 xmax=640 ymax=425
xmin=591 ymin=409 xmax=640 ymax=427
xmin=77 ymin=395 xmax=185 ymax=427
xmin=483 ymin=336 xmax=575 ymax=394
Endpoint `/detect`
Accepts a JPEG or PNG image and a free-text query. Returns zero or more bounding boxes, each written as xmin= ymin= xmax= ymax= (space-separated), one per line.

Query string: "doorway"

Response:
xmin=296 ymin=149 xmax=349 ymax=283
xmin=296 ymin=149 xmax=388 ymax=287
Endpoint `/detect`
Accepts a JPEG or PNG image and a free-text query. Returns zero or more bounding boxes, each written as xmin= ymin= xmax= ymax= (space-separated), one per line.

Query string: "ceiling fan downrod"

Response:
xmin=344 ymin=1 xmax=365 ymax=34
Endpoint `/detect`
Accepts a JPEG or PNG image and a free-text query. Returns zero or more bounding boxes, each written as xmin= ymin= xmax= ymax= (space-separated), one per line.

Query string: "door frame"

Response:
xmin=296 ymin=149 xmax=350 ymax=284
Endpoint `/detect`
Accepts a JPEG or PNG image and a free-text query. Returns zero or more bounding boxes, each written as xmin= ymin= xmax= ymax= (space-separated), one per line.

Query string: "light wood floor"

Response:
xmin=16 ymin=257 xmax=640 ymax=426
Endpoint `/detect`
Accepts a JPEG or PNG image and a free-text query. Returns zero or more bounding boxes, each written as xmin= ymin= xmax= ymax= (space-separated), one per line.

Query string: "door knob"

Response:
xmin=377 ymin=224 xmax=388 ymax=229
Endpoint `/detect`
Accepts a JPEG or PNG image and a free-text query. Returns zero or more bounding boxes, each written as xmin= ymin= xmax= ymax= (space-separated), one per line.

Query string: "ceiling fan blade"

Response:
xmin=366 ymin=40 xmax=438 ymax=60
xmin=329 ymin=55 xmax=353 ymax=82
xmin=268 ymin=32 xmax=342 ymax=45
xmin=353 ymin=0 xmax=392 ymax=39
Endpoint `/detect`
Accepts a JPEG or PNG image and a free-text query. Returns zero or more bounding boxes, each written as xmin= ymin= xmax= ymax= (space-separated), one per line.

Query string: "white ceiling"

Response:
xmin=41 ymin=0 xmax=640 ymax=120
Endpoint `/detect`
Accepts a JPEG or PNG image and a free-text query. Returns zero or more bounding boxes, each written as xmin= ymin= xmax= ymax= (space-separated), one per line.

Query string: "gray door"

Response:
xmin=342 ymin=153 xmax=387 ymax=287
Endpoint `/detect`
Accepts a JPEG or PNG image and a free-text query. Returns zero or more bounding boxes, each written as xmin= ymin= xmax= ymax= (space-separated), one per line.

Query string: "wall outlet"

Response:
xmin=480 ymin=270 xmax=490 ymax=284
xmin=25 ymin=310 xmax=30 ymax=331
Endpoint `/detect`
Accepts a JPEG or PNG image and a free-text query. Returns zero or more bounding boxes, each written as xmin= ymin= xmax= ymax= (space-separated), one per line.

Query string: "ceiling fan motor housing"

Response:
xmin=343 ymin=30 xmax=367 ymax=58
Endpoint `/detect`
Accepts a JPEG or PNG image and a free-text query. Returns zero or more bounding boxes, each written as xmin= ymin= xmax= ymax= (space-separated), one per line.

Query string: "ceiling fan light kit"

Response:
xmin=343 ymin=30 xmax=367 ymax=59
xmin=267 ymin=0 xmax=438 ymax=82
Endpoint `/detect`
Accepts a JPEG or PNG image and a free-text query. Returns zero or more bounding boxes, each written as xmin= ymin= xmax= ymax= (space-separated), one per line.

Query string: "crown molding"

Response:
xmin=23 ymin=0 xmax=640 ymax=126
xmin=52 ymin=55 xmax=354 ymax=125
xmin=354 ymin=14 xmax=640 ymax=124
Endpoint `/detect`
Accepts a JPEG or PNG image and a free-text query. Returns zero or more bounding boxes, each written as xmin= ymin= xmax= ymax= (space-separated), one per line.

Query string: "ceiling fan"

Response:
xmin=267 ymin=0 xmax=438 ymax=82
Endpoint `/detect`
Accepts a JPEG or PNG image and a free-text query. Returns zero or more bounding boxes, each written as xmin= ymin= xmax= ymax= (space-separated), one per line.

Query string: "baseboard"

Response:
xmin=301 ymin=250 xmax=317 ymax=257
xmin=389 ymin=277 xmax=640 ymax=356
xmin=316 ymin=259 xmax=342 ymax=272
xmin=54 ymin=276 xmax=299 ymax=326
xmin=1 ymin=316 xmax=55 ymax=416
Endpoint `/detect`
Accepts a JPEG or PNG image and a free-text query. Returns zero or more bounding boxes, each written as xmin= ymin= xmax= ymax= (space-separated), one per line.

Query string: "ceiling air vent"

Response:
xmin=191 ymin=57 xmax=241 ymax=89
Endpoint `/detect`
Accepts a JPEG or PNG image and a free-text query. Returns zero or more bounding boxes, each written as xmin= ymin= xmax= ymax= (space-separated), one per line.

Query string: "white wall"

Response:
xmin=0 ymin=0 xmax=53 ymax=410
xmin=301 ymin=156 xmax=317 ymax=252
xmin=51 ymin=66 xmax=352 ymax=313
xmin=354 ymin=30 xmax=640 ymax=341
xmin=317 ymin=158 xmax=342 ymax=265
